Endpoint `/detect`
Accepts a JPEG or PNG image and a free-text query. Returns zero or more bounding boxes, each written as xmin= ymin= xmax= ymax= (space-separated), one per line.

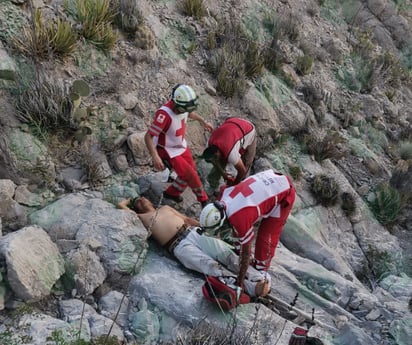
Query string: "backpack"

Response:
xmin=202 ymin=276 xmax=250 ymax=310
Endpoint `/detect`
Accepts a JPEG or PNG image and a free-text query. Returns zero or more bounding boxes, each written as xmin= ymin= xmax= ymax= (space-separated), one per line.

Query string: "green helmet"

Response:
xmin=171 ymin=84 xmax=198 ymax=112
xmin=200 ymin=202 xmax=226 ymax=230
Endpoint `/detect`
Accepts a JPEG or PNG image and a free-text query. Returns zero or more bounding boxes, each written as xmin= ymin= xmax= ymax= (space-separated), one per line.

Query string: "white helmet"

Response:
xmin=171 ymin=84 xmax=198 ymax=111
xmin=200 ymin=202 xmax=226 ymax=230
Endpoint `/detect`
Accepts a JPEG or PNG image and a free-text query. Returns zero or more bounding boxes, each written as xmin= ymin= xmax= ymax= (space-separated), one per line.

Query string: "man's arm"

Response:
xmin=116 ymin=199 xmax=137 ymax=215
xmin=237 ymin=242 xmax=252 ymax=288
xmin=144 ymin=131 xmax=164 ymax=171
xmin=233 ymin=159 xmax=248 ymax=185
xmin=188 ymin=111 xmax=213 ymax=132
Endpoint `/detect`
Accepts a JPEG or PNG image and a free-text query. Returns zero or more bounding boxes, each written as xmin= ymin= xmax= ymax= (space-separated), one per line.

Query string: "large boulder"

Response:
xmin=0 ymin=226 xmax=64 ymax=301
xmin=29 ymin=194 xmax=148 ymax=278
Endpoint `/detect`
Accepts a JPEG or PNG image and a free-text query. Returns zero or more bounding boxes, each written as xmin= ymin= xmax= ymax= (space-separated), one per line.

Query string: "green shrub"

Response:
xmin=301 ymin=81 xmax=331 ymax=110
xmin=262 ymin=10 xmax=280 ymax=37
xmin=15 ymin=74 xmax=74 ymax=134
xmin=311 ymin=174 xmax=340 ymax=206
xmin=296 ymin=54 xmax=314 ymax=75
xmin=49 ymin=19 xmax=78 ymax=57
xmin=179 ymin=0 xmax=207 ymax=19
xmin=279 ymin=12 xmax=300 ymax=42
xmin=356 ymin=246 xmax=400 ymax=286
xmin=90 ymin=22 xmax=118 ymax=50
xmin=213 ymin=44 xmax=247 ymax=97
xmin=206 ymin=18 xmax=264 ymax=97
xmin=341 ymin=192 xmax=356 ymax=216
xmin=368 ymin=183 xmax=402 ymax=225
xmin=12 ymin=8 xmax=52 ymax=59
xmin=134 ymin=24 xmax=156 ymax=50
xmin=263 ymin=37 xmax=283 ymax=73
xmin=335 ymin=54 xmax=376 ymax=92
xmin=112 ymin=0 xmax=144 ymax=33
xmin=289 ymin=165 xmax=302 ymax=180
xmin=244 ymin=40 xmax=264 ymax=78
xmin=398 ymin=141 xmax=412 ymax=160
xmin=366 ymin=247 xmax=400 ymax=279
xmin=207 ymin=43 xmax=246 ymax=97
xmin=304 ymin=131 xmax=348 ymax=162
xmin=65 ymin=0 xmax=118 ymax=50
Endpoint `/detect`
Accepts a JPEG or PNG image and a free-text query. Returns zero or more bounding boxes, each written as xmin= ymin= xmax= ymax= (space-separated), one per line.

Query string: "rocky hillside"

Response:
xmin=0 ymin=0 xmax=411 ymax=344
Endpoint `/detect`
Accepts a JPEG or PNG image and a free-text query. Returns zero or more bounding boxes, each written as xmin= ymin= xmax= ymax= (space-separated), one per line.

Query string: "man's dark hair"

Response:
xmin=202 ymin=145 xmax=218 ymax=162
xmin=128 ymin=197 xmax=140 ymax=211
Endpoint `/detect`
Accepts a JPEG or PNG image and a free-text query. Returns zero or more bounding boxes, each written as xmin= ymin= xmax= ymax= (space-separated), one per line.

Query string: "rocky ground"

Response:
xmin=0 ymin=0 xmax=411 ymax=344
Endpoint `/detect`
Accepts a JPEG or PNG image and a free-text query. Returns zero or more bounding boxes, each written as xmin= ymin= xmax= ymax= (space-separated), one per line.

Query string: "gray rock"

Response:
xmin=119 ymin=93 xmax=138 ymax=110
xmin=0 ymin=226 xmax=64 ymax=301
xmin=333 ymin=323 xmax=378 ymax=345
xmin=98 ymin=290 xmax=129 ymax=328
xmin=127 ymin=132 xmax=152 ymax=165
xmin=389 ymin=317 xmax=412 ymax=345
xmin=17 ymin=313 xmax=91 ymax=345
xmin=129 ymin=298 xmax=160 ymax=344
xmin=14 ymin=185 xmax=44 ymax=207
xmin=88 ymin=313 xmax=125 ymax=341
xmin=0 ymin=179 xmax=16 ymax=198
xmin=128 ymin=250 xmax=299 ymax=345
xmin=0 ymin=45 xmax=17 ymax=81
xmin=66 ymin=245 xmax=107 ymax=296
xmin=30 ymin=194 xmax=148 ymax=277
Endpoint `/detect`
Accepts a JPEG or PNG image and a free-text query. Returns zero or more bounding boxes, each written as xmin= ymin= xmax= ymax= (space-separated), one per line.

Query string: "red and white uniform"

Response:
xmin=207 ymin=118 xmax=255 ymax=165
xmin=148 ymin=101 xmax=208 ymax=202
xmin=149 ymin=101 xmax=188 ymax=158
xmin=219 ymin=169 xmax=295 ymax=270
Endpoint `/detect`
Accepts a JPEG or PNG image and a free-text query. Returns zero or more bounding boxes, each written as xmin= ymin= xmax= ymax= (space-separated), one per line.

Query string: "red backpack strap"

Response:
xmin=288 ymin=326 xmax=308 ymax=345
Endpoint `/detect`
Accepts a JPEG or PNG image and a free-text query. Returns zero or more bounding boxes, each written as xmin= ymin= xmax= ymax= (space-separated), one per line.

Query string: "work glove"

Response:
xmin=288 ymin=327 xmax=308 ymax=345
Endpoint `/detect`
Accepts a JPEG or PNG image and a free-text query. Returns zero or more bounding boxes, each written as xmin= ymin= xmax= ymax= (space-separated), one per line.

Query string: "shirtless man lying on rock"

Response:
xmin=117 ymin=196 xmax=270 ymax=298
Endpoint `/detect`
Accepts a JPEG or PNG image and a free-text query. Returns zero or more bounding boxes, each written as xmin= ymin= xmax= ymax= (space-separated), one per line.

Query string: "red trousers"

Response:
xmin=158 ymin=147 xmax=208 ymax=202
xmin=254 ymin=182 xmax=296 ymax=271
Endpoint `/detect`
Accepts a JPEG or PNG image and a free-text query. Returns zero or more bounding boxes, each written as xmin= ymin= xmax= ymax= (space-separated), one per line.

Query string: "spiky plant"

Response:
xmin=212 ymin=44 xmax=247 ymax=97
xmin=341 ymin=192 xmax=356 ymax=216
xmin=296 ymin=54 xmax=314 ymax=75
xmin=244 ymin=40 xmax=264 ymax=78
xmin=304 ymin=130 xmax=348 ymax=162
xmin=134 ymin=24 xmax=156 ymax=50
xmin=179 ymin=0 xmax=207 ymax=19
xmin=206 ymin=18 xmax=263 ymax=97
xmin=263 ymin=37 xmax=283 ymax=73
xmin=112 ymin=0 xmax=144 ymax=33
xmin=368 ymin=183 xmax=402 ymax=225
xmin=66 ymin=0 xmax=117 ymax=50
xmin=15 ymin=74 xmax=74 ymax=133
xmin=310 ymin=174 xmax=340 ymax=207
xmin=289 ymin=165 xmax=302 ymax=181
xmin=398 ymin=141 xmax=412 ymax=161
xmin=12 ymin=8 xmax=51 ymax=59
xmin=90 ymin=22 xmax=118 ymax=50
xmin=48 ymin=18 xmax=78 ymax=57
xmin=280 ymin=12 xmax=300 ymax=42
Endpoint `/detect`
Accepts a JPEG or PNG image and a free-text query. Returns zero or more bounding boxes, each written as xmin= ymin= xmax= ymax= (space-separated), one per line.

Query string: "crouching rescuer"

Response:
xmin=199 ymin=169 xmax=296 ymax=308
